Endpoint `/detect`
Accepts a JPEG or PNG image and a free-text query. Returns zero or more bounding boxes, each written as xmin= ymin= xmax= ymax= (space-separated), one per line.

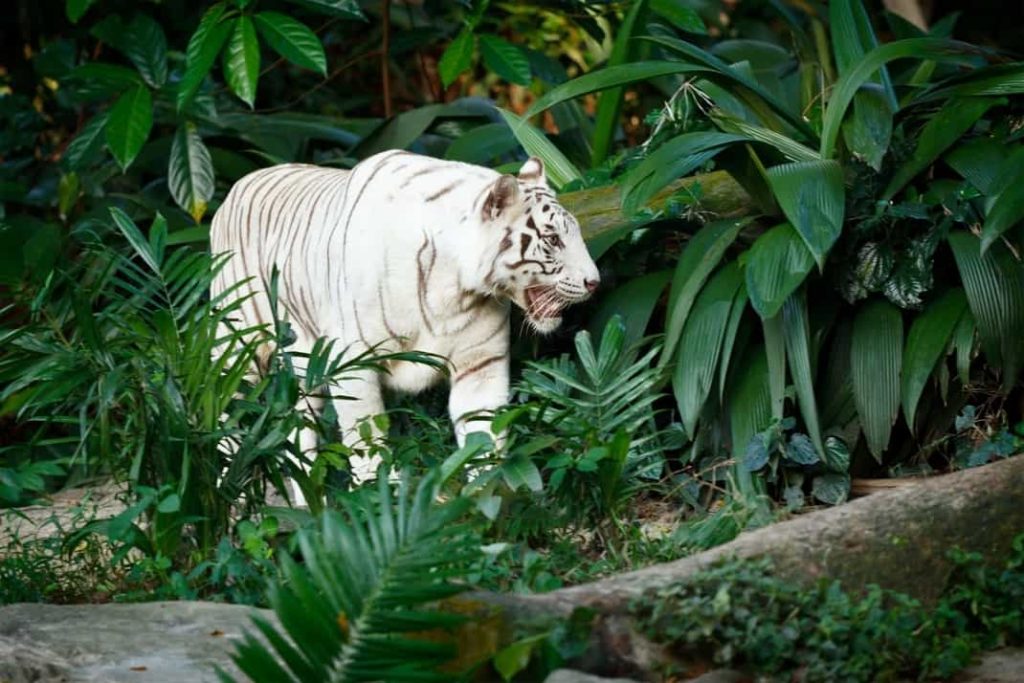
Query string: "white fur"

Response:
xmin=210 ymin=151 xmax=599 ymax=504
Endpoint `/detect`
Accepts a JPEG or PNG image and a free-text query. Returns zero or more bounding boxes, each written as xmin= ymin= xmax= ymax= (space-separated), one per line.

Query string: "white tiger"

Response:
xmin=210 ymin=150 xmax=600 ymax=503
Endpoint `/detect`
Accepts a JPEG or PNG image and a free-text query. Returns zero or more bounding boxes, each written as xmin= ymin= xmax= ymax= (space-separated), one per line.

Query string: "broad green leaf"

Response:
xmin=177 ymin=3 xmax=233 ymax=112
xmin=527 ymin=62 xmax=705 ymax=121
xmin=673 ymin=263 xmax=742 ymax=437
xmin=660 ymin=219 xmax=746 ymax=365
xmin=57 ymin=173 xmax=79 ymax=219
xmin=786 ymin=434 xmax=819 ymax=465
xmin=282 ymin=0 xmax=365 ymax=20
xmin=783 ymin=290 xmax=824 ymax=460
xmin=820 ymin=38 xmax=982 ymax=159
xmin=743 ymin=223 xmax=815 ymax=319
xmin=901 ymin=288 xmax=967 ymax=431
xmin=945 ymin=137 xmax=1006 ymax=195
xmin=883 ymin=97 xmax=998 ymax=199
xmin=501 ymin=454 xmax=543 ymax=493
xmin=718 ymin=284 xmax=749 ymax=403
xmin=948 ymin=231 xmax=1024 ymax=389
xmin=588 ymin=270 xmax=671 ymax=350
xmin=830 ymin=0 xmax=896 ymax=106
xmin=821 ymin=320 xmax=857 ymax=431
xmin=592 ymin=0 xmax=649 ymax=167
xmin=224 ymin=16 xmax=261 ymax=107
xmin=762 ymin=312 xmax=786 ymax=423
xmin=952 ymin=308 xmax=976 ymax=384
xmin=851 ymin=300 xmax=903 ymax=462
xmin=765 ymin=160 xmax=845 ymax=269
xmin=650 ymin=0 xmax=706 ymax=33
xmin=729 ymin=343 xmax=771 ymax=460
xmin=498 ymin=110 xmax=581 ymax=189
xmin=812 ymin=473 xmax=850 ymax=505
xmin=66 ymin=0 xmax=96 ymax=23
xmin=915 ymin=63 xmax=1024 ymax=103
xmin=253 ymin=12 xmax=327 ymax=75
xmin=63 ymin=112 xmax=109 ymax=170
xmin=479 ymin=34 xmax=531 ymax=86
xmin=842 ymin=86 xmax=892 ymax=171
xmin=123 ymin=15 xmax=168 ymax=87
xmin=620 ymin=132 xmax=745 ymax=215
xmin=494 ymin=634 xmax=548 ymax=682
xmin=711 ymin=114 xmax=820 ymax=162
xmin=444 ymin=122 xmax=517 ymax=164
xmin=981 ymin=148 xmax=1024 ymax=252
xmin=169 ymin=122 xmax=215 ymax=223
xmin=438 ymin=28 xmax=475 ymax=88
xmin=105 ymin=85 xmax=153 ymax=171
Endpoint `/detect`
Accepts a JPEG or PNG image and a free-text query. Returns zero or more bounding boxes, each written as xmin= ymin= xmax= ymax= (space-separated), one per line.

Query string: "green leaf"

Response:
xmin=501 ymin=454 xmax=543 ymax=493
xmin=588 ymin=270 xmax=671 ymax=350
xmin=945 ymin=137 xmax=1006 ymax=195
xmin=444 ymin=123 xmax=517 ymax=164
xmin=63 ymin=112 xmax=109 ymax=170
xmin=282 ymin=0 xmax=365 ymax=20
xmin=660 ymin=219 xmax=746 ymax=365
xmin=592 ymin=0 xmax=649 ymax=167
xmin=812 ymin=473 xmax=849 ymax=505
xmin=786 ymin=433 xmax=819 ymax=465
xmin=783 ymin=290 xmax=824 ymax=460
xmin=57 ymin=173 xmax=79 ymax=220
xmin=650 ymin=0 xmax=706 ymax=33
xmin=901 ymin=288 xmax=968 ymax=432
xmin=952 ymin=308 xmax=976 ymax=384
xmin=479 ymin=34 xmax=531 ymax=86
xmin=105 ymin=85 xmax=153 ymax=171
xmin=851 ymin=300 xmax=903 ymax=462
xmin=820 ymin=38 xmax=982 ymax=159
xmin=169 ymin=122 xmax=216 ymax=223
xmin=829 ymin=0 xmax=896 ymax=105
xmin=224 ymin=16 xmax=261 ymax=107
xmin=743 ymin=223 xmax=816 ymax=319
xmin=765 ymin=160 xmax=845 ymax=269
xmin=883 ymin=97 xmax=999 ymax=200
xmin=981 ymin=148 xmax=1024 ymax=252
xmin=438 ymin=28 xmax=475 ymax=88
xmin=109 ymin=207 xmax=159 ymax=274
xmin=762 ymin=312 xmax=786 ymax=423
xmin=253 ymin=12 xmax=327 ymax=75
xmin=718 ymin=284 xmax=749 ymax=403
xmin=673 ymin=263 xmax=743 ymax=438
xmin=66 ymin=0 xmax=96 ymax=23
xmin=619 ymin=132 xmax=745 ymax=215
xmin=123 ymin=14 xmax=169 ymax=87
xmin=948 ymin=231 xmax=1024 ymax=390
xmin=497 ymin=110 xmax=581 ymax=189
xmin=729 ymin=344 xmax=772 ymax=460
xmin=494 ymin=634 xmax=548 ymax=682
xmin=842 ymin=86 xmax=892 ymax=171
xmin=177 ymin=3 xmax=233 ymax=112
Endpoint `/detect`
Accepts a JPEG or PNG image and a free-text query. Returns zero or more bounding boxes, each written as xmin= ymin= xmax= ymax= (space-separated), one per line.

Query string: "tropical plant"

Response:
xmin=510 ymin=0 xmax=1024 ymax=506
xmin=225 ymin=471 xmax=481 ymax=682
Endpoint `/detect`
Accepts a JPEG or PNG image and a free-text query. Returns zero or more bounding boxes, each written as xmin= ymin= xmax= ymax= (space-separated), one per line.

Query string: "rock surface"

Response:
xmin=0 ymin=601 xmax=274 ymax=683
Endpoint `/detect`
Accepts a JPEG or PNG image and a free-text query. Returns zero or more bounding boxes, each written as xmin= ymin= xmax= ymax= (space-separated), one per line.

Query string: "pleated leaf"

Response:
xmin=765 ymin=160 xmax=845 ymax=269
xmin=718 ymin=284 xmax=749 ymax=403
xmin=948 ymin=231 xmax=1024 ymax=389
xmin=762 ymin=312 xmax=786 ymax=423
xmin=728 ymin=344 xmax=772 ymax=461
xmin=945 ymin=137 xmax=1006 ymax=196
xmin=588 ymin=270 xmax=671 ymax=350
xmin=744 ymin=222 xmax=816 ymax=320
xmin=660 ymin=219 xmax=746 ymax=365
xmin=883 ymin=97 xmax=999 ymax=200
xmin=851 ymin=300 xmax=903 ymax=462
xmin=980 ymin=147 xmax=1024 ymax=252
xmin=168 ymin=122 xmax=215 ymax=223
xmin=673 ymin=263 xmax=743 ymax=438
xmin=901 ymin=288 xmax=968 ymax=432
xmin=783 ymin=290 xmax=824 ymax=460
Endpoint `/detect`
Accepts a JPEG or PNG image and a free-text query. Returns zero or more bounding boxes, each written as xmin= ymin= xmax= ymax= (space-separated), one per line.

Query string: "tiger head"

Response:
xmin=481 ymin=158 xmax=600 ymax=334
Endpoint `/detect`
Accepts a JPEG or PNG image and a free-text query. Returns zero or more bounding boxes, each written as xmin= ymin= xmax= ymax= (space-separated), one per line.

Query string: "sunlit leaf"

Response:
xmin=168 ymin=122 xmax=215 ymax=223
xmin=439 ymin=28 xmax=475 ymax=88
xmin=479 ymin=34 xmax=531 ymax=86
xmin=498 ymin=110 xmax=581 ymax=189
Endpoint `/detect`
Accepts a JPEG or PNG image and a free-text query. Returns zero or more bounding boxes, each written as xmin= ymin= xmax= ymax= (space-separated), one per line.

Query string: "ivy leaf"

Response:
xmin=479 ymin=34 xmax=531 ymax=86
xmin=785 ymin=434 xmax=819 ymax=466
xmin=438 ymin=28 xmax=475 ymax=88
xmin=105 ymin=85 xmax=153 ymax=171
xmin=253 ymin=12 xmax=327 ymax=75
xmin=224 ymin=16 xmax=261 ymax=107
xmin=744 ymin=433 xmax=770 ymax=471
xmin=177 ymin=3 xmax=233 ymax=112
xmin=168 ymin=123 xmax=215 ymax=223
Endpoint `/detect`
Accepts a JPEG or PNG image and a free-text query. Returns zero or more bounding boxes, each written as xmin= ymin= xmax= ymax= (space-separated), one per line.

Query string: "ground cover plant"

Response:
xmin=1 ymin=0 xmax=1023 ymax=678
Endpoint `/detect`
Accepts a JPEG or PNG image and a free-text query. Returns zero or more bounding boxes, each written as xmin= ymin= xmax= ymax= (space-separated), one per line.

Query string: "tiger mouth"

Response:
xmin=524 ymin=285 xmax=564 ymax=320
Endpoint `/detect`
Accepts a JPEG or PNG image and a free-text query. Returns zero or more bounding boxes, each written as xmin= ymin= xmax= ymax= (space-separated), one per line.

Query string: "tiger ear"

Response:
xmin=518 ymin=157 xmax=547 ymax=186
xmin=481 ymin=174 xmax=521 ymax=221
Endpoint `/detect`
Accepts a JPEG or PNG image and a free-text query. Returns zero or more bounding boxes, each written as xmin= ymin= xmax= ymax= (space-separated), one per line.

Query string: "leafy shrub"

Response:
xmin=634 ymin=535 xmax=1024 ymax=682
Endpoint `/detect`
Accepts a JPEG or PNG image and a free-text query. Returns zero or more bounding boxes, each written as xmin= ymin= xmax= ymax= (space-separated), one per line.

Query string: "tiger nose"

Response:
xmin=585 ymin=278 xmax=600 ymax=293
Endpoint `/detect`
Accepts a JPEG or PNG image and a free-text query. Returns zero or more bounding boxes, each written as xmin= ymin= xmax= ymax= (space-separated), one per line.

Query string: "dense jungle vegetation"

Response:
xmin=1 ymin=0 xmax=1023 ymax=680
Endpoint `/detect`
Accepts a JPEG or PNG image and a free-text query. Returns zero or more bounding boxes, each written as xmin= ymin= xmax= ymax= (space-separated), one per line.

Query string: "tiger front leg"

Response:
xmin=448 ymin=354 xmax=510 ymax=451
